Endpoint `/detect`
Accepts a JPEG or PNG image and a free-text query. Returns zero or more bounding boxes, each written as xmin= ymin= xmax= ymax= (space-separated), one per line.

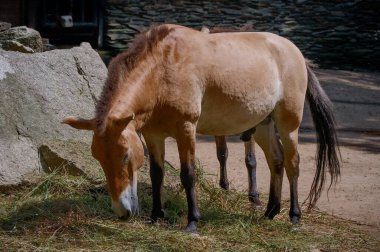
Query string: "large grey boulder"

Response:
xmin=0 ymin=26 xmax=43 ymax=52
xmin=0 ymin=42 xmax=107 ymax=187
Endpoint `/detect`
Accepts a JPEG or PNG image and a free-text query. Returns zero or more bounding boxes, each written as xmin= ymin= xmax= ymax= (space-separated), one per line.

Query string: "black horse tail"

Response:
xmin=305 ymin=63 xmax=341 ymax=209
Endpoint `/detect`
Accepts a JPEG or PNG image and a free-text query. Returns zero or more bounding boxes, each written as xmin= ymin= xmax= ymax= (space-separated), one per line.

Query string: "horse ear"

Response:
xmin=108 ymin=113 xmax=135 ymax=134
xmin=201 ymin=26 xmax=210 ymax=33
xmin=62 ymin=116 xmax=96 ymax=131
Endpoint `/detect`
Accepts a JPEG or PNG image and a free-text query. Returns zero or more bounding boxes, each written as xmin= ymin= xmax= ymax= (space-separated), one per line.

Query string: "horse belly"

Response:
xmin=196 ymin=87 xmax=278 ymax=136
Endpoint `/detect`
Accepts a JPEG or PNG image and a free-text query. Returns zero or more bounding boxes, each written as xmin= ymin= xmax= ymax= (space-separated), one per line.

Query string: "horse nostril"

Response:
xmin=112 ymin=200 xmax=132 ymax=219
xmin=118 ymin=210 xmax=132 ymax=220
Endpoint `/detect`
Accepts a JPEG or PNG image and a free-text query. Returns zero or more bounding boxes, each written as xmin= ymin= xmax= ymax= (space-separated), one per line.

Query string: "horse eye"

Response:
xmin=122 ymin=148 xmax=133 ymax=165
xmin=123 ymin=153 xmax=129 ymax=164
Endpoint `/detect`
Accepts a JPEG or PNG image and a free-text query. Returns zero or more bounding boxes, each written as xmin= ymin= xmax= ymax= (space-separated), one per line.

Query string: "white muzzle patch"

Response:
xmin=112 ymin=173 xmax=139 ymax=219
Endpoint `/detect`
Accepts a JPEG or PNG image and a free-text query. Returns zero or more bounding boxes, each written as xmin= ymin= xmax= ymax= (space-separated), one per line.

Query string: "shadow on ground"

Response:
xmin=196 ymin=128 xmax=380 ymax=155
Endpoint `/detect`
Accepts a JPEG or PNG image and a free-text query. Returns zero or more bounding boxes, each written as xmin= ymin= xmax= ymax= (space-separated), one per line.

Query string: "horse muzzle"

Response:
xmin=112 ymin=183 xmax=139 ymax=219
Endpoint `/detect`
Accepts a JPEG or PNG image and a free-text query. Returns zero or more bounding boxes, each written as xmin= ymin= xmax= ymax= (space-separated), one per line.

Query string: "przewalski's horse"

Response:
xmin=63 ymin=24 xmax=340 ymax=233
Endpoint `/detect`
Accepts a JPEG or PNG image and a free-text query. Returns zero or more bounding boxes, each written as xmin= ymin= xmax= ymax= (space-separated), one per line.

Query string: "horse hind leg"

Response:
xmin=280 ymin=130 xmax=301 ymax=224
xmin=215 ymin=132 xmax=262 ymax=209
xmin=215 ymin=136 xmax=229 ymax=190
xmin=254 ymin=121 xmax=284 ymax=219
xmin=273 ymin=106 xmax=303 ymax=224
xmin=244 ymin=136 xmax=262 ymax=208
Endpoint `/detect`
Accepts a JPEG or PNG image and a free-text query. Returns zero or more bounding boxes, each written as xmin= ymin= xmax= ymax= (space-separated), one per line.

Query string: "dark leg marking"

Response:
xmin=240 ymin=127 xmax=256 ymax=142
xmin=149 ymin=158 xmax=165 ymax=222
xmin=180 ymin=161 xmax=201 ymax=233
xmin=215 ymin=136 xmax=229 ymax=190
xmin=264 ymin=162 xmax=283 ymax=219
xmin=244 ymin=139 xmax=262 ymax=207
xmin=288 ymin=152 xmax=301 ymax=224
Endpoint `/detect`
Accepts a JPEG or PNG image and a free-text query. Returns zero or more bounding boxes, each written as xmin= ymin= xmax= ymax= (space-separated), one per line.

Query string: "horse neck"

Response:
xmin=107 ymin=61 xmax=160 ymax=130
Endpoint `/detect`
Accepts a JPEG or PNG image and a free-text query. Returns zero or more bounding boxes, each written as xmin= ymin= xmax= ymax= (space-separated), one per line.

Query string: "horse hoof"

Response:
xmin=158 ymin=209 xmax=165 ymax=218
xmin=219 ymin=181 xmax=229 ymax=190
xmin=248 ymin=194 xmax=262 ymax=208
xmin=150 ymin=209 xmax=165 ymax=222
xmin=250 ymin=198 xmax=262 ymax=209
xmin=253 ymin=203 xmax=263 ymax=210
xmin=189 ymin=232 xmax=200 ymax=237
xmin=184 ymin=221 xmax=198 ymax=234
xmin=259 ymin=214 xmax=270 ymax=221
xmin=265 ymin=214 xmax=274 ymax=220
xmin=291 ymin=216 xmax=300 ymax=225
xmin=264 ymin=210 xmax=278 ymax=220
xmin=264 ymin=204 xmax=281 ymax=219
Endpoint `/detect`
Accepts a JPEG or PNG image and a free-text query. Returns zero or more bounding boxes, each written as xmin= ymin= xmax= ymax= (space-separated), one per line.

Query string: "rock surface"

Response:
xmin=0 ymin=26 xmax=43 ymax=52
xmin=39 ymin=139 xmax=104 ymax=183
xmin=0 ymin=22 xmax=11 ymax=32
xmin=1 ymin=40 xmax=34 ymax=53
xmin=0 ymin=43 xmax=107 ymax=187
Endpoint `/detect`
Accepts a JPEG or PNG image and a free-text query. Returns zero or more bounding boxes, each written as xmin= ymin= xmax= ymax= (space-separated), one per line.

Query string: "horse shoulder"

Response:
xmin=154 ymin=31 xmax=204 ymax=122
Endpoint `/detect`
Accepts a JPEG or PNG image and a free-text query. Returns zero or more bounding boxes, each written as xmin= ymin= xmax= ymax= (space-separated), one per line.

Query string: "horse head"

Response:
xmin=63 ymin=114 xmax=144 ymax=219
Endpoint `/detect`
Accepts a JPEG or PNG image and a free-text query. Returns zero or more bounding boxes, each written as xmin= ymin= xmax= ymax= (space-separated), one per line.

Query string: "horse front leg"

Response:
xmin=244 ymin=137 xmax=262 ymax=208
xmin=144 ymin=134 xmax=166 ymax=223
xmin=215 ymin=136 xmax=229 ymax=190
xmin=176 ymin=122 xmax=201 ymax=233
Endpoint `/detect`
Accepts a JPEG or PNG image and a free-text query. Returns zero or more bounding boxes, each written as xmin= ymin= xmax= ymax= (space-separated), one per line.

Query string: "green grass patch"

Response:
xmin=1 ymin=163 xmax=378 ymax=251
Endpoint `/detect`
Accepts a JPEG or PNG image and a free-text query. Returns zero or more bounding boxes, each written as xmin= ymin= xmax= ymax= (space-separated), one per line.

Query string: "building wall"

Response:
xmin=0 ymin=0 xmax=23 ymax=26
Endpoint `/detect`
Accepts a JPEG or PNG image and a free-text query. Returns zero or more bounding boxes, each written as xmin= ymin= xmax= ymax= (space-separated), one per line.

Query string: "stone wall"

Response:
xmin=105 ymin=0 xmax=379 ymax=71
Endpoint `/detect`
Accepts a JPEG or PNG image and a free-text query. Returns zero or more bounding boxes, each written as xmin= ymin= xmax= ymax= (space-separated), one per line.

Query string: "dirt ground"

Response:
xmin=163 ymin=69 xmax=380 ymax=240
